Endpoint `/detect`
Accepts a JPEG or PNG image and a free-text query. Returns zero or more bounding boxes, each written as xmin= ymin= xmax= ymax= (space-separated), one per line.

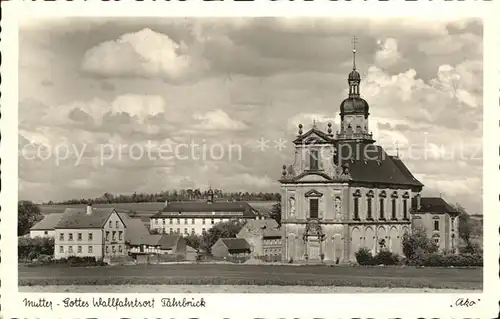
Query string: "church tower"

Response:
xmin=279 ymin=37 xmax=424 ymax=264
xmin=336 ymin=36 xmax=374 ymax=143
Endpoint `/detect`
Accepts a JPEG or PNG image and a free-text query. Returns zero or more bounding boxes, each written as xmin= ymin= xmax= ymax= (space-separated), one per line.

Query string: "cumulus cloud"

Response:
xmin=374 ymin=38 xmax=402 ymax=68
xmin=19 ymin=18 xmax=483 ymax=213
xmin=288 ymin=113 xmax=337 ymax=131
xmin=81 ymin=28 xmax=207 ymax=82
xmin=193 ymin=109 xmax=247 ymax=131
xmin=361 ymin=59 xmax=481 ymax=131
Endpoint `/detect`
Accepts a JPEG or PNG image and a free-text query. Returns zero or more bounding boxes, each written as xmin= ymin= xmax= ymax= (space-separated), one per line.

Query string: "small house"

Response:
xmin=211 ymin=238 xmax=251 ymax=259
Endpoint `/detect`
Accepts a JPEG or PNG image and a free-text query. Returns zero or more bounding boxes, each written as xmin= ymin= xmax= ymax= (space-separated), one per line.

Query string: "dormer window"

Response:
xmin=309 ymin=149 xmax=319 ymax=170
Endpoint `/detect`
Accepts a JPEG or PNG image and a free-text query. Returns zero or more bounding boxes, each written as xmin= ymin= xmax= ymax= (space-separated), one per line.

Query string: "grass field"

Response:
xmin=18 ymin=263 xmax=482 ymax=290
xmin=19 ymin=284 xmax=480 ymax=293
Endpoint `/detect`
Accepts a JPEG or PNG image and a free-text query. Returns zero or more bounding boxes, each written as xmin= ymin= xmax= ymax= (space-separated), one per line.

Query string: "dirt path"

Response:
xmin=19 ymin=285 xmax=480 ymax=293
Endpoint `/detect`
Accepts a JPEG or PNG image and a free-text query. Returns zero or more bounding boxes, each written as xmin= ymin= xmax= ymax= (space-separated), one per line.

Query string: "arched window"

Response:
xmin=379 ymin=198 xmax=385 ymax=220
xmin=403 ymin=199 xmax=408 ymax=220
xmin=391 ymin=198 xmax=397 ymax=220
xmin=353 ymin=190 xmax=361 ymax=220
xmin=367 ymin=198 xmax=372 ymax=220
xmin=433 ymin=220 xmax=440 ymax=231
xmin=353 ymin=197 xmax=359 ymax=220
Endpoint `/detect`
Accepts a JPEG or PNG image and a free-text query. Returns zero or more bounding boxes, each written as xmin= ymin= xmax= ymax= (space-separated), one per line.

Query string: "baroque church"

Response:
xmin=279 ymin=40 xmax=425 ymax=263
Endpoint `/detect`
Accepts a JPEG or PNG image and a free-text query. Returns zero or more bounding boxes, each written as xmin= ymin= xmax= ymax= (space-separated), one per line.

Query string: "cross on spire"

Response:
xmin=312 ymin=119 xmax=317 ymax=129
xmin=351 ymin=36 xmax=358 ymax=70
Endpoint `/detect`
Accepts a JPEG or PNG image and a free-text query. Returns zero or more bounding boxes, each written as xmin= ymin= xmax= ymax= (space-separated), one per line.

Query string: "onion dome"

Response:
xmin=348 ymin=69 xmax=361 ymax=81
xmin=340 ymin=97 xmax=369 ymax=115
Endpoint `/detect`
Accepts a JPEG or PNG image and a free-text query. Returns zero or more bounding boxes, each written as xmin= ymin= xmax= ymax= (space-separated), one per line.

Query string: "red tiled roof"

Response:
xmin=152 ymin=201 xmax=257 ymax=218
xmin=30 ymin=213 xmax=63 ymax=231
xmin=129 ymin=233 xmax=181 ymax=249
xmin=412 ymin=197 xmax=458 ymax=214
xmin=157 ymin=234 xmax=182 ymax=249
xmin=123 ymin=218 xmax=151 ymax=245
xmin=55 ymin=207 xmax=124 ymax=229
xmin=242 ymin=219 xmax=282 ymax=238
xmin=220 ymin=238 xmax=251 ymax=253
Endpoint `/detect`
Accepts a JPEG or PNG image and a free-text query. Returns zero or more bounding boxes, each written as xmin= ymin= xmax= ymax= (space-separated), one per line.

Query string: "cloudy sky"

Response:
xmin=19 ymin=17 xmax=483 ymax=213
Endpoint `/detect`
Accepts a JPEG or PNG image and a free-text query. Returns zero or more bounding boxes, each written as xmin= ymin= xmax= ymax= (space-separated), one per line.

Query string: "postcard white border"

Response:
xmin=1 ymin=1 xmax=499 ymax=318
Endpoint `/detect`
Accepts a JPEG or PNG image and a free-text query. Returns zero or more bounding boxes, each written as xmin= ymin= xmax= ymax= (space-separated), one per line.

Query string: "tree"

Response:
xmin=18 ymin=201 xmax=42 ymax=236
xmin=401 ymin=227 xmax=438 ymax=260
xmin=452 ymin=203 xmax=473 ymax=244
xmin=269 ymin=202 xmax=281 ymax=226
xmin=200 ymin=219 xmax=245 ymax=253
xmin=18 ymin=236 xmax=55 ymax=260
xmin=184 ymin=234 xmax=202 ymax=250
xmin=103 ymin=192 xmax=114 ymax=203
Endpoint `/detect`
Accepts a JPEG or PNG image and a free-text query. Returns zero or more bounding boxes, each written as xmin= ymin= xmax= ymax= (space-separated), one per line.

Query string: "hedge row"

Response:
xmin=409 ymin=252 xmax=483 ymax=267
xmin=25 ymin=256 xmax=107 ymax=267
xmin=355 ymin=248 xmax=400 ymax=266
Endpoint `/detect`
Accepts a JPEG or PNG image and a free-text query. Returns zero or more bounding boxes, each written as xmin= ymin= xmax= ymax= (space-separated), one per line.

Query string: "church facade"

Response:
xmin=279 ymin=44 xmax=424 ymax=263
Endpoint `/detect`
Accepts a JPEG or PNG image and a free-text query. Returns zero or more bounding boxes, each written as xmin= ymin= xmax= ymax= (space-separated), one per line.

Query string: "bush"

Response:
xmin=402 ymin=228 xmax=438 ymax=260
xmin=459 ymin=241 xmax=482 ymax=255
xmin=408 ymin=252 xmax=482 ymax=267
xmin=67 ymin=256 xmax=100 ymax=267
xmin=374 ymin=250 xmax=400 ymax=266
xmin=355 ymin=247 xmax=375 ymax=265
xmin=18 ymin=237 xmax=55 ymax=260
xmin=356 ymin=248 xmax=401 ymax=266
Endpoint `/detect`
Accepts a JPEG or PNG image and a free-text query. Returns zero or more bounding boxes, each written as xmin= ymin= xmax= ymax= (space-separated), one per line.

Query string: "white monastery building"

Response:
xmin=149 ymin=188 xmax=258 ymax=235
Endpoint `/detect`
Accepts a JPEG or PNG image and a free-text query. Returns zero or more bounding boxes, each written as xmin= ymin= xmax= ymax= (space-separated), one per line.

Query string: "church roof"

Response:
xmin=336 ymin=142 xmax=423 ymax=188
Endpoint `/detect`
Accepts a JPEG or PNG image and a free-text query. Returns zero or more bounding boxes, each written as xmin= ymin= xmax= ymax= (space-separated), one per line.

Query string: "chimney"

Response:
xmin=86 ymin=203 xmax=93 ymax=215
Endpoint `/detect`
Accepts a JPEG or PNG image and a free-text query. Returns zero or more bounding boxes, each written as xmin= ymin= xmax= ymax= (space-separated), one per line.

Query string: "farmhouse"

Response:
xmin=150 ymin=188 xmax=258 ymax=235
xmin=127 ymin=233 xmax=187 ymax=255
xmin=411 ymin=197 xmax=460 ymax=253
xmin=280 ymin=42 xmax=423 ymax=263
xmin=211 ymin=238 xmax=251 ymax=259
xmin=29 ymin=213 xmax=63 ymax=238
xmin=237 ymin=219 xmax=282 ymax=261
xmin=54 ymin=204 xmax=127 ymax=260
